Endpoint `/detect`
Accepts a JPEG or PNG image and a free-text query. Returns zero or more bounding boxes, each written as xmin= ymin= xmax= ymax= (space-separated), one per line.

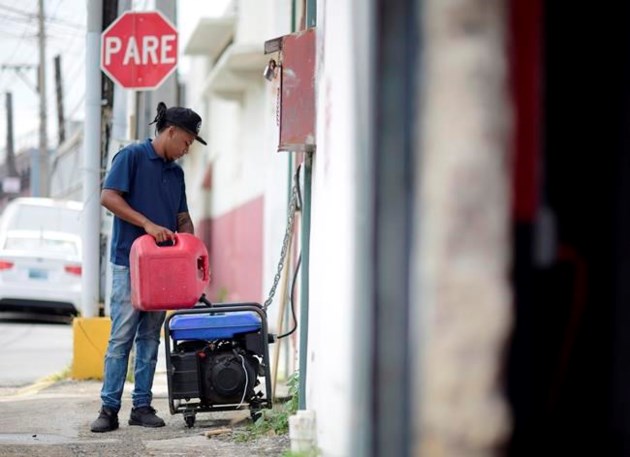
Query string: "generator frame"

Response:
xmin=163 ymin=300 xmax=273 ymax=427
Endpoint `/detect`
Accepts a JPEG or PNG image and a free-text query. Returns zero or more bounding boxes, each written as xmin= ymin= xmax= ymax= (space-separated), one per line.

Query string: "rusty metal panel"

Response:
xmin=279 ymin=28 xmax=316 ymax=152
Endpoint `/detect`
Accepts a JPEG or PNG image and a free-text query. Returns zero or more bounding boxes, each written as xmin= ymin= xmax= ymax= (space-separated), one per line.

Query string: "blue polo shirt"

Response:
xmin=104 ymin=139 xmax=189 ymax=266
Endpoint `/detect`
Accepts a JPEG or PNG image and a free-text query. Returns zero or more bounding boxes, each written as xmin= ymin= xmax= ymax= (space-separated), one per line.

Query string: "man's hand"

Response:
xmin=143 ymin=220 xmax=175 ymax=243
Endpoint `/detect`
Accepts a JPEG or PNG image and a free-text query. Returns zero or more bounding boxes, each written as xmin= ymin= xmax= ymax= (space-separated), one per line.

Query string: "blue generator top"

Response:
xmin=169 ymin=311 xmax=262 ymax=341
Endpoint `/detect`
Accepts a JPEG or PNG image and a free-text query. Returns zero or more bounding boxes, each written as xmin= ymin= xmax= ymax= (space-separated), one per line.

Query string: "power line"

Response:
xmin=0 ymin=4 xmax=84 ymax=93
xmin=0 ymin=4 xmax=84 ymax=29
xmin=0 ymin=0 xmax=87 ymax=161
xmin=0 ymin=4 xmax=34 ymax=16
xmin=0 ymin=29 xmax=37 ymax=39
xmin=0 ymin=14 xmax=35 ymax=67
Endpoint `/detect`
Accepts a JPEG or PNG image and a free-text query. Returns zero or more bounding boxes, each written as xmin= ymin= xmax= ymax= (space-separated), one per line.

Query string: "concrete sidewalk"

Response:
xmin=0 ymin=353 xmax=289 ymax=456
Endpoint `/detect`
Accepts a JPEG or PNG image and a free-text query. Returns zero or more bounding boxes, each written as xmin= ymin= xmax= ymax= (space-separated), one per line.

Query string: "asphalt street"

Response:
xmin=0 ymin=312 xmax=73 ymax=387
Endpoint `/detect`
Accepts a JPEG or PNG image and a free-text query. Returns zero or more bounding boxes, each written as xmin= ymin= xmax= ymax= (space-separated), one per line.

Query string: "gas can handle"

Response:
xmin=156 ymin=234 xmax=177 ymax=247
xmin=197 ymin=254 xmax=210 ymax=282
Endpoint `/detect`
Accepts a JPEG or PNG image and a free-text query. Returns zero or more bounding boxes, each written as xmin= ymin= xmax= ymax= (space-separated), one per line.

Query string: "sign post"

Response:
xmin=101 ymin=11 xmax=178 ymax=90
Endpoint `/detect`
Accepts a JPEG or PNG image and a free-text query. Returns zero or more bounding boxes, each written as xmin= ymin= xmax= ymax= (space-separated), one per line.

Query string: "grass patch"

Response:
xmin=43 ymin=365 xmax=71 ymax=382
xmin=233 ymin=370 xmax=299 ymax=442
xmin=233 ymin=406 xmax=290 ymax=442
xmin=280 ymin=451 xmax=319 ymax=457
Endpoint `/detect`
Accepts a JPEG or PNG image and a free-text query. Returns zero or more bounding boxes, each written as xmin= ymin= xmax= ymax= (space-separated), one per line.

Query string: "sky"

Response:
xmin=0 ymin=0 xmax=230 ymax=161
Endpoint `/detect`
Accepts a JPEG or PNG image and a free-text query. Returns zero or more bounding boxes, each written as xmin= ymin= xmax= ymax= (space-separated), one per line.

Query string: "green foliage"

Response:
xmin=233 ymin=405 xmax=290 ymax=442
xmin=281 ymin=450 xmax=319 ymax=457
xmin=44 ymin=364 xmax=71 ymax=382
xmin=286 ymin=370 xmax=299 ymax=414
xmin=232 ymin=370 xmax=300 ymax=443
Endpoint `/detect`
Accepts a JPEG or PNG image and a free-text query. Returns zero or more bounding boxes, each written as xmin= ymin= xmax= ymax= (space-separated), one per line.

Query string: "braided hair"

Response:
xmin=150 ymin=101 xmax=169 ymax=134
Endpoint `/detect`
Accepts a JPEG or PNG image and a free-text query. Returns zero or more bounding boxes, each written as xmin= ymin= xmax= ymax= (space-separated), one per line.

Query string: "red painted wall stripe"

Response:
xmin=198 ymin=196 xmax=264 ymax=303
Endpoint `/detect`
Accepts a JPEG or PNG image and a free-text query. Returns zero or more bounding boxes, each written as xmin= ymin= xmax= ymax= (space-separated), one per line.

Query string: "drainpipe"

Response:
xmin=306 ymin=0 xmax=316 ymax=28
xmin=297 ymin=0 xmax=316 ymax=413
xmin=299 ymin=151 xmax=312 ymax=410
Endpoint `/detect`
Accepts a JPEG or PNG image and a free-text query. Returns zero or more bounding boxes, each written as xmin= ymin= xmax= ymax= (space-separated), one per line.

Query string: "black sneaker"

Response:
xmin=90 ymin=407 xmax=119 ymax=433
xmin=128 ymin=406 xmax=166 ymax=428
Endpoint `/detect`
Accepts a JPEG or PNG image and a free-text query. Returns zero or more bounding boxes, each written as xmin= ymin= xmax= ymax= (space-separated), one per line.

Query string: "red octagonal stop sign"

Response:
xmin=101 ymin=11 xmax=178 ymax=90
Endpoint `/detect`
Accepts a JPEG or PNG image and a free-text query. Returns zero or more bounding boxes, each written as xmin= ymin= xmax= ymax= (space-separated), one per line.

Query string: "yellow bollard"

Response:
xmin=71 ymin=317 xmax=111 ymax=380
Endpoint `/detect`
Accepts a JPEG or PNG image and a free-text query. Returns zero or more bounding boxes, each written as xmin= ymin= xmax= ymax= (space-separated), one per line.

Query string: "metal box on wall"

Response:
xmin=265 ymin=28 xmax=316 ymax=152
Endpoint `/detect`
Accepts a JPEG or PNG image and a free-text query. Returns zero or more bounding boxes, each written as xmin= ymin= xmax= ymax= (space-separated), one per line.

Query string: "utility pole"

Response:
xmin=38 ymin=0 xmax=49 ymax=197
xmin=5 ymin=92 xmax=18 ymax=177
xmin=1 ymin=64 xmax=38 ymax=195
xmin=54 ymin=55 xmax=66 ymax=145
xmin=82 ymin=0 xmax=103 ymax=318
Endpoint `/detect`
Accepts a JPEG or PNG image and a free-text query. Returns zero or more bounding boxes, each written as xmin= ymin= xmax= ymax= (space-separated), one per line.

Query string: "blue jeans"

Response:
xmin=100 ymin=264 xmax=165 ymax=412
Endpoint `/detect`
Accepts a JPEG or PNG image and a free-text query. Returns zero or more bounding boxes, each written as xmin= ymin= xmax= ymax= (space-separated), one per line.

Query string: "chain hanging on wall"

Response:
xmin=263 ymin=167 xmax=302 ymax=311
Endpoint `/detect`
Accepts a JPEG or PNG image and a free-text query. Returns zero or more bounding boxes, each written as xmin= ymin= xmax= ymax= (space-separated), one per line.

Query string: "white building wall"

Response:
xmin=208 ymin=85 xmax=270 ymax=219
xmin=180 ymin=0 xmax=296 ymax=331
xmin=206 ymin=96 xmax=241 ymax=217
xmin=235 ymin=0 xmax=269 ymax=44
xmin=307 ymin=0 xmax=365 ymax=455
xmin=181 ymin=56 xmax=211 ymax=227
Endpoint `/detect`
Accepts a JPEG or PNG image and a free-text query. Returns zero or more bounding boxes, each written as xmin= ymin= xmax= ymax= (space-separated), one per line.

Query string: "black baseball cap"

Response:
xmin=163 ymin=106 xmax=207 ymax=145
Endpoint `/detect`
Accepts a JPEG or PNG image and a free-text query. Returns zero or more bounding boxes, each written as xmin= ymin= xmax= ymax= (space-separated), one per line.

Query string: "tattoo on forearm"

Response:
xmin=177 ymin=213 xmax=194 ymax=234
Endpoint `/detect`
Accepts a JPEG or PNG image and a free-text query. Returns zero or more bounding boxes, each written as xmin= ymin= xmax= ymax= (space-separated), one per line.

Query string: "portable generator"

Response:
xmin=164 ymin=298 xmax=273 ymax=427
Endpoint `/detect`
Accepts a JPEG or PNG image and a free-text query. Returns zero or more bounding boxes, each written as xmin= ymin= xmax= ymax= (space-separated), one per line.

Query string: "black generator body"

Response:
xmin=164 ymin=300 xmax=273 ymax=427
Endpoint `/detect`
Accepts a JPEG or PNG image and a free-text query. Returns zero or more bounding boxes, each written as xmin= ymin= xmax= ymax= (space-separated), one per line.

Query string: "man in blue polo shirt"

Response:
xmin=91 ymin=102 xmax=207 ymax=433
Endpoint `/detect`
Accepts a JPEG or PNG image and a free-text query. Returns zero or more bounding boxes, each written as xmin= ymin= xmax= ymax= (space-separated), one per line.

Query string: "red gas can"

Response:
xmin=130 ymin=233 xmax=210 ymax=311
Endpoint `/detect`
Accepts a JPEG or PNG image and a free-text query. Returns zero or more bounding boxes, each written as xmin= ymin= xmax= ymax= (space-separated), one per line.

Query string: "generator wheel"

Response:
xmin=250 ymin=410 xmax=262 ymax=422
xmin=184 ymin=412 xmax=196 ymax=428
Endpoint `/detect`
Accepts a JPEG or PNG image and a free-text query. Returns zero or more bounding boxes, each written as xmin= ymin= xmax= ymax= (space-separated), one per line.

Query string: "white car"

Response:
xmin=0 ymin=198 xmax=83 ymax=316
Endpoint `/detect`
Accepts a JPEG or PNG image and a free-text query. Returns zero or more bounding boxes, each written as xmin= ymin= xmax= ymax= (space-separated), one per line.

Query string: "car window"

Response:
xmin=4 ymin=235 xmax=79 ymax=256
xmin=12 ymin=206 xmax=82 ymax=236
